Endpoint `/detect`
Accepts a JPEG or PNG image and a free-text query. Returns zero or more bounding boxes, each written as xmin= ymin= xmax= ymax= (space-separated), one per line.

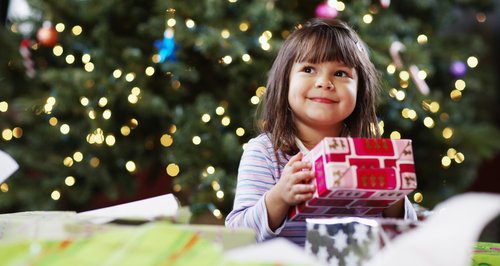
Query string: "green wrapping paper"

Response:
xmin=0 ymin=209 xmax=260 ymax=266
xmin=471 ymin=242 xmax=500 ymax=266
xmin=0 ymin=222 xmax=222 ymax=266
xmin=177 ymin=224 xmax=255 ymax=250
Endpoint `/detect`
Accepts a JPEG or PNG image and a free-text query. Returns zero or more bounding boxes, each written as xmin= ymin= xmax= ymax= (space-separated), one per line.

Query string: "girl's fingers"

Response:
xmin=294 ymin=192 xmax=314 ymax=203
xmin=283 ymin=170 xmax=314 ymax=190
xmin=285 ymin=152 xmax=314 ymax=174
xmin=282 ymin=154 xmax=317 ymax=204
xmin=285 ymin=153 xmax=304 ymax=169
xmin=293 ymin=183 xmax=316 ymax=194
xmin=284 ymin=182 xmax=316 ymax=205
xmin=287 ymin=152 xmax=303 ymax=164
xmin=294 ymin=170 xmax=315 ymax=183
xmin=287 ymin=161 xmax=312 ymax=174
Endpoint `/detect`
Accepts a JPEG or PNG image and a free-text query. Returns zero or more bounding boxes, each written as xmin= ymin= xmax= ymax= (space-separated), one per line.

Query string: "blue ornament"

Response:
xmin=154 ymin=28 xmax=177 ymax=63
xmin=450 ymin=60 xmax=466 ymax=77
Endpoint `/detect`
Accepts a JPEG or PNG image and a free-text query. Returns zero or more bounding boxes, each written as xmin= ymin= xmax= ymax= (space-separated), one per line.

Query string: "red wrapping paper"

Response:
xmin=288 ymin=138 xmax=417 ymax=221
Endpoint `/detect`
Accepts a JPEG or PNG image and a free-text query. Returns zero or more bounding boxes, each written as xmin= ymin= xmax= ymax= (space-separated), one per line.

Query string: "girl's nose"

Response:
xmin=315 ymin=77 xmax=334 ymax=90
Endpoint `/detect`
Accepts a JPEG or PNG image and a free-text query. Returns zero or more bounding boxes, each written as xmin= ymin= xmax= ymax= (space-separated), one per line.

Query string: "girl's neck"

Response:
xmin=295 ymin=123 xmax=345 ymax=150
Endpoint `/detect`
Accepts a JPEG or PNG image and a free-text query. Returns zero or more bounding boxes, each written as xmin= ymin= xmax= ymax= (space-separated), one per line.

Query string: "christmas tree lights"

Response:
xmin=0 ymin=0 xmax=498 ymax=220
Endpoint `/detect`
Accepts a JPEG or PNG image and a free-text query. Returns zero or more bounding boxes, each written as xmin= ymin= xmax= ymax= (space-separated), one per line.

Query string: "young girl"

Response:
xmin=225 ymin=18 xmax=417 ymax=246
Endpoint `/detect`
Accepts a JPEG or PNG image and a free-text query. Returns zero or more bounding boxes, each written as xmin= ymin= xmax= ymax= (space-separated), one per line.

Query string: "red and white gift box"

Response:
xmin=288 ymin=138 xmax=417 ymax=222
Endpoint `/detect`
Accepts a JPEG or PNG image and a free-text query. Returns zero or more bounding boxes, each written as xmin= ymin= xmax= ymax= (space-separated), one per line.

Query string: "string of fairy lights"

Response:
xmin=0 ymin=4 xmax=263 ymax=218
xmin=0 ymin=0 xmax=490 ymax=218
xmin=351 ymin=0 xmax=483 ymax=204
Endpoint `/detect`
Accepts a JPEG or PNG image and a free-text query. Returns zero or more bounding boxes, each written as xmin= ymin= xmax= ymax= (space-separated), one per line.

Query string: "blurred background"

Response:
xmin=0 ymin=0 xmax=499 ymax=232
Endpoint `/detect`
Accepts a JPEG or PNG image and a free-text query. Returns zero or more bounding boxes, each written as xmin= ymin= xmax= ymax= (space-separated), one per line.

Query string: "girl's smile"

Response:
xmin=307 ymin=96 xmax=339 ymax=104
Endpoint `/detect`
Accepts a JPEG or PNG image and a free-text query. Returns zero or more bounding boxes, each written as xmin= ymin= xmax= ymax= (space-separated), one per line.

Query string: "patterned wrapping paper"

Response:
xmin=471 ymin=242 xmax=500 ymax=266
xmin=305 ymin=217 xmax=380 ymax=266
xmin=289 ymin=138 xmax=417 ymax=222
xmin=372 ymin=218 xmax=420 ymax=246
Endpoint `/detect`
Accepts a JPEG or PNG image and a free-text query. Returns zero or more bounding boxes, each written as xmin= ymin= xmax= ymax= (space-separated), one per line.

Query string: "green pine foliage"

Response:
xmin=0 ymin=0 xmax=498 ymax=220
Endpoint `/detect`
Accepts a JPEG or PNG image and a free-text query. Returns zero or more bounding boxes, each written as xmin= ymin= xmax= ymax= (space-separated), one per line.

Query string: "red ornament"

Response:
xmin=37 ymin=21 xmax=58 ymax=47
xmin=315 ymin=2 xmax=338 ymax=19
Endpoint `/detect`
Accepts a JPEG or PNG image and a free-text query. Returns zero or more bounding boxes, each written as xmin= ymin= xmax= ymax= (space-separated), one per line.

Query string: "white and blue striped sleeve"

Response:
xmin=225 ymin=135 xmax=285 ymax=241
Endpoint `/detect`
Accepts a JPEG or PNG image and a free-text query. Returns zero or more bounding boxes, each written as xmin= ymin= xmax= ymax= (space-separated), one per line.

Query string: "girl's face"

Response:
xmin=288 ymin=60 xmax=358 ymax=134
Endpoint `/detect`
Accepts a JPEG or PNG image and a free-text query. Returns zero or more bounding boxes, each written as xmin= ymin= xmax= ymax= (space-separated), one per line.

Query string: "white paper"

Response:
xmin=224 ymin=237 xmax=325 ymax=265
xmin=77 ymin=193 xmax=180 ymax=224
xmin=0 ymin=150 xmax=19 ymax=183
xmin=368 ymin=192 xmax=500 ymax=266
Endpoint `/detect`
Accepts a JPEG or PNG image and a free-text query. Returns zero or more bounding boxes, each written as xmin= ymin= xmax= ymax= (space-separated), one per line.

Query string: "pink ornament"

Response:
xmin=315 ymin=2 xmax=338 ymax=19
xmin=380 ymin=0 xmax=391 ymax=9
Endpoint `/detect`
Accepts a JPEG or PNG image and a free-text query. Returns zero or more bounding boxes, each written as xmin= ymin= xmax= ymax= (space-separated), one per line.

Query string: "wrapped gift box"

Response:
xmin=288 ymin=138 xmax=417 ymax=221
xmin=0 ymin=222 xmax=223 ymax=266
xmin=305 ymin=217 xmax=380 ymax=266
xmin=177 ymin=224 xmax=256 ymax=250
xmin=471 ymin=242 xmax=500 ymax=266
xmin=373 ymin=218 xmax=420 ymax=246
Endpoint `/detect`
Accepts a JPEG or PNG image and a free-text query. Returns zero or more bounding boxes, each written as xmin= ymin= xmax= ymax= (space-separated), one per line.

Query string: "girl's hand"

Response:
xmin=275 ymin=152 xmax=316 ymax=205
xmin=265 ymin=152 xmax=316 ymax=230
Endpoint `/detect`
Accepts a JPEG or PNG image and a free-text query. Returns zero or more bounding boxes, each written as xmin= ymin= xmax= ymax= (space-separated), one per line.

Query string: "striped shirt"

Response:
xmin=225 ymin=133 xmax=417 ymax=246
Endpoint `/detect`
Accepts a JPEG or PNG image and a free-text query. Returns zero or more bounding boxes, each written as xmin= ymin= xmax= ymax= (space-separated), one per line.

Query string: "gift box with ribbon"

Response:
xmin=288 ymin=138 xmax=417 ymax=221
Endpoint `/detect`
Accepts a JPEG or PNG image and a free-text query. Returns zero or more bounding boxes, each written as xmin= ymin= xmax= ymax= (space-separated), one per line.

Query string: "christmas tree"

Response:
xmin=1 ymin=0 xmax=499 ymax=222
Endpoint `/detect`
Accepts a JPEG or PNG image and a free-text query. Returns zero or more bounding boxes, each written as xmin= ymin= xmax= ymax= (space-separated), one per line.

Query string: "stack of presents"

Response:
xmin=0 ymin=138 xmax=498 ymax=266
xmin=293 ymin=137 xmax=419 ymax=265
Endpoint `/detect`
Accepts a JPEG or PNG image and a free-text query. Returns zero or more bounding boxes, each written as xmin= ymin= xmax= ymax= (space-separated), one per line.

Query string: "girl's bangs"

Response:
xmin=294 ymin=29 xmax=359 ymax=67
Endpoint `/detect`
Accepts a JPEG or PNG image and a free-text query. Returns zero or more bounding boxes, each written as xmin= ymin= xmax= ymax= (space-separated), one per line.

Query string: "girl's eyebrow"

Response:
xmin=336 ymin=61 xmax=356 ymax=69
xmin=294 ymin=60 xmax=313 ymax=64
xmin=295 ymin=60 xmax=353 ymax=68
xmin=334 ymin=61 xmax=349 ymax=67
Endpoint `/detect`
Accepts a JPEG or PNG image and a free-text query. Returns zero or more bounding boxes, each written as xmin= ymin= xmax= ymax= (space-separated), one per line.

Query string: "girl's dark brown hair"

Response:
xmin=258 ymin=18 xmax=381 ymax=156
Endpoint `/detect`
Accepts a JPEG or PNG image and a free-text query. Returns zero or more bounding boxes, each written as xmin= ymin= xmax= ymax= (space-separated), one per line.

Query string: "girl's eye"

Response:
xmin=303 ymin=66 xmax=314 ymax=73
xmin=335 ymin=71 xmax=348 ymax=77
